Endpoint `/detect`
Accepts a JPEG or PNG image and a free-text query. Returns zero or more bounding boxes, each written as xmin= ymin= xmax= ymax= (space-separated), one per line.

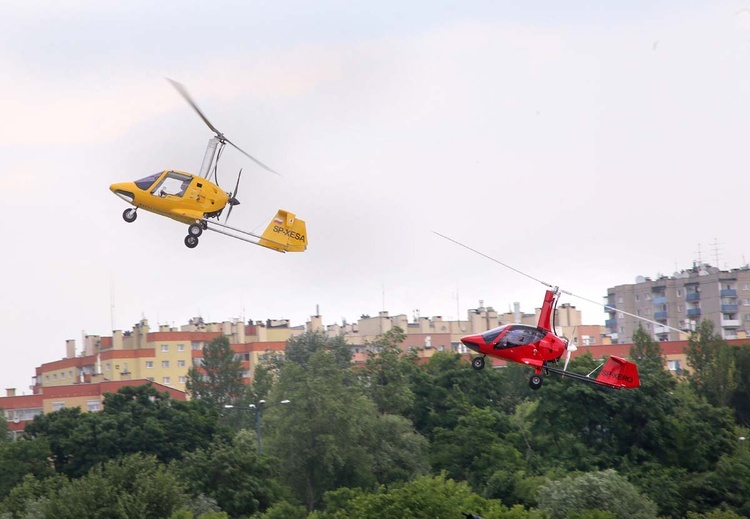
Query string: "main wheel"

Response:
xmin=122 ymin=208 xmax=137 ymax=223
xmin=184 ymin=235 xmax=199 ymax=248
xmin=529 ymin=374 xmax=543 ymax=390
xmin=188 ymin=223 xmax=203 ymax=237
xmin=472 ymin=356 xmax=485 ymax=371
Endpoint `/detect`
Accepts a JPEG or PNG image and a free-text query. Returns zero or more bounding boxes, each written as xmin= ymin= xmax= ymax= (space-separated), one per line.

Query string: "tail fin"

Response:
xmin=595 ymin=356 xmax=640 ymax=389
xmin=258 ymin=210 xmax=307 ymax=253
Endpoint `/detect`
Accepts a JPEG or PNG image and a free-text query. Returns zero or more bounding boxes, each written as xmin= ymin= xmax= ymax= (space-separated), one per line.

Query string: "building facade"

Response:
xmin=605 ymin=263 xmax=750 ymax=343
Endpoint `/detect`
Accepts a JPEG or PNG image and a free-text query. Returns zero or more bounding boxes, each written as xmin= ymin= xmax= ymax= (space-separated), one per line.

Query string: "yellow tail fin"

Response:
xmin=259 ymin=210 xmax=308 ymax=252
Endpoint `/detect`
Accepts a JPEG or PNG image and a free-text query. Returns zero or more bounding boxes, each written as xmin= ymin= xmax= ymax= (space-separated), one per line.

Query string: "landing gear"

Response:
xmin=472 ymin=356 xmax=486 ymax=371
xmin=122 ymin=208 xmax=137 ymax=223
xmin=529 ymin=374 xmax=543 ymax=390
xmin=184 ymin=235 xmax=199 ymax=248
xmin=188 ymin=223 xmax=203 ymax=237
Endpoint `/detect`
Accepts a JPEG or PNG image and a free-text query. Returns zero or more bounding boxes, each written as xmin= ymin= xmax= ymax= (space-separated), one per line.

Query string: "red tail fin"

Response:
xmin=595 ymin=356 xmax=640 ymax=389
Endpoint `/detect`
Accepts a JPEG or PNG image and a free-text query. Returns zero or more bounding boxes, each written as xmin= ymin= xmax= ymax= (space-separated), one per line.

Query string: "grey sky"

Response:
xmin=2 ymin=1 xmax=749 ymax=393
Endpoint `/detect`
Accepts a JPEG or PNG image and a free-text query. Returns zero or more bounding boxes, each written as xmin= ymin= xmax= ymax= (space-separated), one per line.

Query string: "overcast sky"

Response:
xmin=2 ymin=1 xmax=749 ymax=393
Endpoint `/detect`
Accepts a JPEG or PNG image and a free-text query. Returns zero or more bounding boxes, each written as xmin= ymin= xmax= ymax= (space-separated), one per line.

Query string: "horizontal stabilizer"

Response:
xmin=595 ymin=356 xmax=640 ymax=389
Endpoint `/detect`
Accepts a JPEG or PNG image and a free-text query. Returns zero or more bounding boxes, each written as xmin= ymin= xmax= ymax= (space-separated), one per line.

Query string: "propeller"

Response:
xmin=562 ymin=326 xmax=579 ymax=372
xmin=166 ymin=78 xmax=281 ymax=177
xmin=225 ymin=169 xmax=242 ymax=223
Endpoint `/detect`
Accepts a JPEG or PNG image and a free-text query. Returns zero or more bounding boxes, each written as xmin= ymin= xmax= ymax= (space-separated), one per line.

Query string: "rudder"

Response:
xmin=595 ymin=356 xmax=640 ymax=389
xmin=259 ymin=210 xmax=308 ymax=252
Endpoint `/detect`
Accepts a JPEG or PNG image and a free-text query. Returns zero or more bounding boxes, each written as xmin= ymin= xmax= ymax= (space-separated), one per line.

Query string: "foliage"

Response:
xmin=172 ymin=429 xmax=282 ymax=517
xmin=0 ymin=438 xmax=54 ymax=502
xmin=630 ymin=325 xmax=665 ymax=370
xmin=361 ymin=327 xmax=415 ymax=415
xmin=186 ymin=335 xmax=245 ymax=407
xmin=284 ymin=331 xmax=351 ymax=369
xmin=537 ymin=469 xmax=658 ymax=519
xmin=685 ymin=320 xmax=737 ymax=407
xmin=24 ymin=384 xmax=225 ymax=477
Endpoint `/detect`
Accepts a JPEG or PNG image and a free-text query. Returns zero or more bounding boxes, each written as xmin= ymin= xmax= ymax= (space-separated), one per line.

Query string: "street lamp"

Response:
xmin=224 ymin=399 xmax=290 ymax=455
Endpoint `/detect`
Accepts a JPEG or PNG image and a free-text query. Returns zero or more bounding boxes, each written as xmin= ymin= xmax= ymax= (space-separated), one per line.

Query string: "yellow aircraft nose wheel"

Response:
xmin=123 ymin=208 xmax=137 ymax=223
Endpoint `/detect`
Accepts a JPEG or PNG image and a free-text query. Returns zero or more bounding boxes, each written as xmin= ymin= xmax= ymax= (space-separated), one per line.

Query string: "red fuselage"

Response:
xmin=461 ymin=323 xmax=567 ymax=370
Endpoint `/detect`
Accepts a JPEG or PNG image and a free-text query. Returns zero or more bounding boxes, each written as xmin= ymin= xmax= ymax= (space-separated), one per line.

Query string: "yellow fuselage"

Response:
xmin=110 ymin=170 xmax=229 ymax=224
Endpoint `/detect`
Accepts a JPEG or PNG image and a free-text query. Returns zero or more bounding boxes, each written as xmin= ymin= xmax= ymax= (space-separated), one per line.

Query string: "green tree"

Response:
xmin=365 ymin=413 xmax=430 ymax=486
xmin=284 ymin=331 xmax=351 ymax=370
xmin=24 ymin=384 xmax=226 ymax=478
xmin=686 ymin=320 xmax=738 ymax=407
xmin=0 ymin=437 xmax=54 ymax=501
xmin=173 ymin=429 xmax=282 ymax=517
xmin=316 ymin=473 xmax=542 ymax=519
xmin=186 ymin=335 xmax=245 ymax=407
xmin=39 ymin=454 xmax=189 ymax=519
xmin=537 ymin=469 xmax=658 ymax=519
xmin=264 ymin=350 xmax=377 ymax=511
xmin=362 ymin=327 xmax=415 ymax=415
xmin=630 ymin=325 xmax=665 ymax=370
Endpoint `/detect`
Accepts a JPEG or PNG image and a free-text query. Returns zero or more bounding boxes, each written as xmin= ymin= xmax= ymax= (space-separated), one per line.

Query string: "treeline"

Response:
xmin=0 ymin=322 xmax=748 ymax=518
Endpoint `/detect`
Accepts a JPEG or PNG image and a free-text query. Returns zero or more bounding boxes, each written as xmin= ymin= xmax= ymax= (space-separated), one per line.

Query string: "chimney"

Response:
xmin=6 ymin=388 xmax=16 ymax=397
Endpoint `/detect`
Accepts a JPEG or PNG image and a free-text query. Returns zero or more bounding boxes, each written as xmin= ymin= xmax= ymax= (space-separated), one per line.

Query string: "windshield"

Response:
xmin=481 ymin=325 xmax=508 ymax=344
xmin=134 ymin=172 xmax=162 ymax=190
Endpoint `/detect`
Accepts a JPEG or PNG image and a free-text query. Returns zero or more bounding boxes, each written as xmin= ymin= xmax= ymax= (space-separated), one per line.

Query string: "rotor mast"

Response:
xmin=199 ymin=137 xmax=221 ymax=179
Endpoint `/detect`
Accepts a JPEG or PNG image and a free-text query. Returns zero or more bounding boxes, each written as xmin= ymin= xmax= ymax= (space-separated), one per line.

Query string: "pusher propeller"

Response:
xmin=166 ymin=78 xmax=281 ymax=177
xmin=225 ymin=169 xmax=242 ymax=223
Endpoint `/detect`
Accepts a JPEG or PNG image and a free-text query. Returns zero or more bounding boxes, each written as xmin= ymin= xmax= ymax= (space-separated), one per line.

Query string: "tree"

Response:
xmin=361 ymin=327 xmax=415 ymax=415
xmin=186 ymin=335 xmax=245 ymax=407
xmin=24 ymin=384 xmax=226 ymax=478
xmin=173 ymin=429 xmax=283 ymax=518
xmin=685 ymin=320 xmax=738 ymax=407
xmin=284 ymin=331 xmax=351 ymax=370
xmin=630 ymin=325 xmax=665 ymax=371
xmin=264 ymin=350 xmax=378 ymax=511
xmin=0 ymin=437 xmax=54 ymax=501
xmin=537 ymin=469 xmax=658 ymax=519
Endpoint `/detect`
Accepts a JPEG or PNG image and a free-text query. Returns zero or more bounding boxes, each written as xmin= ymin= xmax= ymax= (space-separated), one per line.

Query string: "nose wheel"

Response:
xmin=122 ymin=208 xmax=137 ymax=223
xmin=471 ymin=356 xmax=486 ymax=371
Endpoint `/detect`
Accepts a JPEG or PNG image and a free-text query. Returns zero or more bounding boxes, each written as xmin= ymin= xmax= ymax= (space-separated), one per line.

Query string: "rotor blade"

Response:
xmin=166 ymin=78 xmax=223 ymax=137
xmin=433 ymin=231 xmax=686 ymax=335
xmin=225 ymin=137 xmax=281 ymax=177
xmin=225 ymin=203 xmax=235 ymax=224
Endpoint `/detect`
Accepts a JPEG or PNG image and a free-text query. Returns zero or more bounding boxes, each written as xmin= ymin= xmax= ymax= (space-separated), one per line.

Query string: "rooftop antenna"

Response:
xmin=695 ymin=243 xmax=703 ymax=267
xmin=381 ymin=282 xmax=385 ymax=312
xmin=710 ymin=237 xmax=721 ymax=268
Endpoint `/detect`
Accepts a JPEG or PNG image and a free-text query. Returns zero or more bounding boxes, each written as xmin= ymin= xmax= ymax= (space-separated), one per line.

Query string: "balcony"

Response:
xmin=605 ymin=319 xmax=618 ymax=328
xmin=654 ymin=325 xmax=670 ymax=335
xmin=604 ymin=303 xmax=616 ymax=312
xmin=654 ymin=311 xmax=668 ymax=320
xmin=652 ymin=296 xmax=667 ymax=305
xmin=720 ymin=289 xmax=737 ymax=297
xmin=686 ymin=293 xmax=700 ymax=301
xmin=721 ymin=304 xmax=739 ymax=313
xmin=721 ymin=319 xmax=740 ymax=328
xmin=687 ymin=308 xmax=701 ymax=317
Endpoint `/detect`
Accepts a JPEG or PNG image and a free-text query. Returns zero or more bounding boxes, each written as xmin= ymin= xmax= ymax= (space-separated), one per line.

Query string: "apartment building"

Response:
xmin=605 ymin=263 xmax=750 ymax=343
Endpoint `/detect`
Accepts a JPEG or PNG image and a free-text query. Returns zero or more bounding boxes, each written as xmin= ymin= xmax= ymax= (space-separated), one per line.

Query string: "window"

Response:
xmin=618 ymin=312 xmax=624 ymax=318
xmin=87 ymin=400 xmax=101 ymax=412
xmin=161 ymin=344 xmax=169 ymax=352
xmin=177 ymin=344 xmax=185 ymax=351
xmin=162 ymin=377 xmax=171 ymax=384
xmin=162 ymin=361 xmax=170 ymax=368
xmin=45 ymin=375 xmax=49 ymax=383
xmin=192 ymin=342 xmax=202 ymax=350
xmin=618 ymin=296 xmax=624 ymax=303
xmin=52 ymin=402 xmax=65 ymax=411
xmin=495 ymin=326 xmax=546 ymax=349
xmin=676 ymin=289 xmax=682 ymax=297
xmin=150 ymin=171 xmax=192 ymax=198
xmin=105 ymin=363 xmax=111 ymax=371
xmin=635 ymin=295 xmax=640 ymax=302
xmin=60 ymin=371 xmax=65 ymax=379
xmin=178 ymin=376 xmax=187 ymax=384
xmin=178 ymin=360 xmax=186 ymax=368
xmin=134 ymin=172 xmax=161 ymax=190
xmin=668 ymin=360 xmax=681 ymax=371
xmin=145 ymin=361 xmax=154 ymax=369
xmin=69 ymin=371 xmax=73 ymax=379
xmin=53 ymin=374 xmax=57 ymax=381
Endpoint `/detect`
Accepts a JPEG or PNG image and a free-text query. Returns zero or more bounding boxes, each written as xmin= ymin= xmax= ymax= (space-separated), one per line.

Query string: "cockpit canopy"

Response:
xmin=134 ymin=172 xmax=162 ymax=191
xmin=482 ymin=324 xmax=547 ymax=349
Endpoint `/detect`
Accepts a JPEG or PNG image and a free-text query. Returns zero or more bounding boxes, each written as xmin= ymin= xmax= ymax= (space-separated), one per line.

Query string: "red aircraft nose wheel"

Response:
xmin=529 ymin=375 xmax=543 ymax=390
xmin=184 ymin=235 xmax=199 ymax=248
xmin=471 ymin=356 xmax=486 ymax=371
xmin=188 ymin=223 xmax=203 ymax=237
xmin=122 ymin=208 xmax=137 ymax=223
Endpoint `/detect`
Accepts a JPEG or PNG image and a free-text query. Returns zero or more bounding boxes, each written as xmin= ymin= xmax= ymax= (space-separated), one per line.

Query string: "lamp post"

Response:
xmin=224 ymin=399 xmax=290 ymax=455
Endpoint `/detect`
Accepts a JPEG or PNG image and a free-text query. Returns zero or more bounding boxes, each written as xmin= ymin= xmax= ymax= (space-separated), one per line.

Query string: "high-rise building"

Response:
xmin=605 ymin=263 xmax=750 ymax=343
